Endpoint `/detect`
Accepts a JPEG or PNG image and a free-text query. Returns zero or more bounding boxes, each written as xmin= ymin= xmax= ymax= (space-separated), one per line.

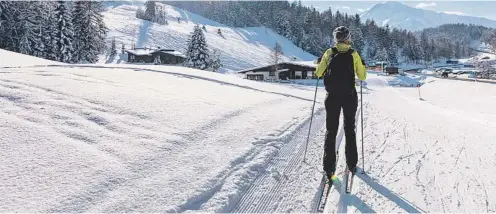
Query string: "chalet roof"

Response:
xmin=125 ymin=48 xmax=186 ymax=58
xmin=125 ymin=48 xmax=154 ymax=56
xmin=238 ymin=61 xmax=317 ymax=73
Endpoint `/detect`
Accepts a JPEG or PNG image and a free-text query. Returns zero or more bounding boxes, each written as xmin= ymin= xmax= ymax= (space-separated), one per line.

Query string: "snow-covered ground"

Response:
xmin=0 ymin=49 xmax=327 ymax=212
xmin=324 ymin=71 xmax=496 ymax=213
xmin=101 ymin=4 xmax=315 ymax=72
xmin=2 ymin=50 xmax=496 ymax=213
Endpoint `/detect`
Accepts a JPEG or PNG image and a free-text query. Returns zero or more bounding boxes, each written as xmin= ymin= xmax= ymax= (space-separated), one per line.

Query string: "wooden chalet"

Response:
xmin=125 ymin=48 xmax=186 ymax=65
xmin=238 ymin=62 xmax=317 ymax=81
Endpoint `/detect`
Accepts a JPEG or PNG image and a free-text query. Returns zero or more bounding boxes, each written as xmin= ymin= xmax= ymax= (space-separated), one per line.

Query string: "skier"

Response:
xmin=315 ymin=26 xmax=367 ymax=182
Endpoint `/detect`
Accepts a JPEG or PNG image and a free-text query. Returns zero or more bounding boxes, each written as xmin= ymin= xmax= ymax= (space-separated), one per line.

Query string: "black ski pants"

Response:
xmin=323 ymin=90 xmax=358 ymax=173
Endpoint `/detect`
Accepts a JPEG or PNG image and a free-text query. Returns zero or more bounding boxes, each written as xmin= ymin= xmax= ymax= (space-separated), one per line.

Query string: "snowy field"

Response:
xmin=0 ymin=49 xmax=329 ymax=212
xmin=2 ymin=50 xmax=496 ymax=212
xmin=325 ymin=71 xmax=496 ymax=213
xmin=101 ymin=4 xmax=315 ymax=72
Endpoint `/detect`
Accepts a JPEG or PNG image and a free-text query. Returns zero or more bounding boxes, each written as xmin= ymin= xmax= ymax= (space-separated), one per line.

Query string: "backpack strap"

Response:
xmin=324 ymin=47 xmax=341 ymax=75
xmin=346 ymin=48 xmax=355 ymax=55
xmin=331 ymin=47 xmax=339 ymax=58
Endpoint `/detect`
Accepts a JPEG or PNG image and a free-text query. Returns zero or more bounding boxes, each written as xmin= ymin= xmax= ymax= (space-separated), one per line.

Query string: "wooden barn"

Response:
xmin=238 ymin=62 xmax=317 ymax=81
xmin=125 ymin=48 xmax=186 ymax=65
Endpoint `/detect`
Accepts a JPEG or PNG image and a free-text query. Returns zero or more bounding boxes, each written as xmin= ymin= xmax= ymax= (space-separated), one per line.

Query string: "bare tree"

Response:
xmin=270 ymin=42 xmax=283 ymax=78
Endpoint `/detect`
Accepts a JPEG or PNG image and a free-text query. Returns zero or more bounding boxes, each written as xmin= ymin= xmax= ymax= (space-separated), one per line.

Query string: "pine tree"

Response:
xmin=0 ymin=1 xmax=15 ymax=50
xmin=388 ymin=41 xmax=399 ymax=64
xmin=40 ymin=2 xmax=57 ymax=60
xmin=72 ymin=1 xmax=107 ymax=63
xmin=54 ymin=1 xmax=74 ymax=63
xmin=375 ymin=47 xmax=388 ymax=62
xmin=121 ymin=43 xmax=126 ymax=54
xmin=145 ymin=1 xmax=156 ymax=21
xmin=110 ymin=37 xmax=117 ymax=57
xmin=185 ymin=25 xmax=210 ymax=70
xmin=209 ymin=49 xmax=222 ymax=72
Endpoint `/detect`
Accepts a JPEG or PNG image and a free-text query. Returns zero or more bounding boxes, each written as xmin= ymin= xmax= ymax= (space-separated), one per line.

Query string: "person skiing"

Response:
xmin=315 ymin=26 xmax=367 ymax=182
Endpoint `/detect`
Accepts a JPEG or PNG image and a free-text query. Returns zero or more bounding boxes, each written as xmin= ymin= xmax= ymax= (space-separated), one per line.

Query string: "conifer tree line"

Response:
xmin=0 ymin=1 xmax=107 ymax=63
xmin=168 ymin=1 xmax=496 ymax=64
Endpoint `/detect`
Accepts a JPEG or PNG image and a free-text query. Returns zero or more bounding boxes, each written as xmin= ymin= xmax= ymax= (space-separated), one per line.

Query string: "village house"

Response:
xmin=125 ymin=47 xmax=186 ymax=65
xmin=238 ymin=62 xmax=317 ymax=81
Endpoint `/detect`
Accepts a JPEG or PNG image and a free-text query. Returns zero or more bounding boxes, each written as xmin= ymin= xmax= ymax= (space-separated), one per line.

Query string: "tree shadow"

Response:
xmin=356 ymin=171 xmax=424 ymax=213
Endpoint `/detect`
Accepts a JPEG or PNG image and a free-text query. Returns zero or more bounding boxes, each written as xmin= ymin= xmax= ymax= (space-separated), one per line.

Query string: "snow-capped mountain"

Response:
xmin=361 ymin=1 xmax=496 ymax=31
xmin=101 ymin=3 xmax=315 ymax=72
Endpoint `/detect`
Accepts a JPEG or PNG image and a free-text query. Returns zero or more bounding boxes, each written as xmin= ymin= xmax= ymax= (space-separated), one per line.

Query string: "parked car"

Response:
xmin=384 ymin=66 xmax=399 ymax=75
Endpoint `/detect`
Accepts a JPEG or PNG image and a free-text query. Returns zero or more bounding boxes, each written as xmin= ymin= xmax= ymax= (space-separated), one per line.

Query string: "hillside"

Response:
xmin=101 ymin=4 xmax=316 ymax=72
xmin=361 ymin=1 xmax=496 ymax=31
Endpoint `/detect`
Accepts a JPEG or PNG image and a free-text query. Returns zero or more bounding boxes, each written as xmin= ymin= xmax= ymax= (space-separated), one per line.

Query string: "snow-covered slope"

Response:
xmin=0 ymin=50 xmax=327 ymax=212
xmin=0 ymin=49 xmax=63 ymax=67
xmin=102 ymin=4 xmax=315 ymax=72
xmin=361 ymin=1 xmax=496 ymax=31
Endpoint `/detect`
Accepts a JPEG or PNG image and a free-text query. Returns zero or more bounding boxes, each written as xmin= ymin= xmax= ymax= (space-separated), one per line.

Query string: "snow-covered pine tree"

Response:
xmin=0 ymin=1 xmax=15 ymax=50
xmin=420 ymin=31 xmax=430 ymax=62
xmin=388 ymin=41 xmax=399 ymax=64
xmin=349 ymin=24 xmax=364 ymax=54
xmin=110 ymin=37 xmax=117 ymax=57
xmin=40 ymin=2 xmax=57 ymax=60
xmin=121 ymin=43 xmax=126 ymax=54
xmin=375 ymin=47 xmax=388 ymax=62
xmin=72 ymin=1 xmax=107 ymax=63
xmin=54 ymin=1 xmax=74 ymax=63
xmin=209 ymin=49 xmax=222 ymax=72
xmin=185 ymin=25 xmax=210 ymax=70
xmin=27 ymin=1 xmax=45 ymax=58
xmin=144 ymin=1 xmax=156 ymax=21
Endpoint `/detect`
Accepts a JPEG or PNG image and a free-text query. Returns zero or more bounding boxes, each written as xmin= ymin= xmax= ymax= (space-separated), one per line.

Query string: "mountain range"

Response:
xmin=360 ymin=1 xmax=496 ymax=31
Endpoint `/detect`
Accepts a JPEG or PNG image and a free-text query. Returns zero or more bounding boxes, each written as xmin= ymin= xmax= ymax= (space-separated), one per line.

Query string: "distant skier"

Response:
xmin=315 ymin=26 xmax=367 ymax=181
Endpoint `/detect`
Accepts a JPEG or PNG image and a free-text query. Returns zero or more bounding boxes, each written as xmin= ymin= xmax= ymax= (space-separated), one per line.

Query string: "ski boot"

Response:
xmin=326 ymin=171 xmax=337 ymax=184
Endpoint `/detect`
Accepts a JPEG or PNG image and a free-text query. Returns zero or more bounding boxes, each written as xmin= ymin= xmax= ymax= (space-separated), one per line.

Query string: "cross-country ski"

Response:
xmin=1 ymin=1 xmax=496 ymax=213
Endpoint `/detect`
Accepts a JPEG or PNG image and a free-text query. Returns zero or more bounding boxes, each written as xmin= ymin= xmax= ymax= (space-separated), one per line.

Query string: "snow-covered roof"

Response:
xmin=155 ymin=49 xmax=186 ymax=58
xmin=237 ymin=61 xmax=317 ymax=73
xmin=125 ymin=48 xmax=154 ymax=56
xmin=125 ymin=48 xmax=185 ymax=58
xmin=285 ymin=61 xmax=317 ymax=68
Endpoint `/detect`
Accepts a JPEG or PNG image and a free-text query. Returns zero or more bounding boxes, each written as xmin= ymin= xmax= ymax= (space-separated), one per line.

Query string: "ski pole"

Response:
xmin=361 ymin=81 xmax=365 ymax=174
xmin=303 ymin=78 xmax=319 ymax=163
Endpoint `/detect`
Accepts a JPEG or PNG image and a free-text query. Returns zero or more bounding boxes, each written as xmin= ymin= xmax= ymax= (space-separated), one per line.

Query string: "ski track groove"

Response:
xmin=231 ymin=108 xmax=326 ymax=213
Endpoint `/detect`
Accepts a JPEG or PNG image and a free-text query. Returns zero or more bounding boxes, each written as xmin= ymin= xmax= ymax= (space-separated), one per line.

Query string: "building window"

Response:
xmin=247 ymin=74 xmax=264 ymax=81
xmin=269 ymin=71 xmax=275 ymax=76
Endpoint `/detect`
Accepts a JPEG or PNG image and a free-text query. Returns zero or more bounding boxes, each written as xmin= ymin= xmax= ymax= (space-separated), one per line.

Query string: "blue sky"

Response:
xmin=300 ymin=1 xmax=496 ymax=21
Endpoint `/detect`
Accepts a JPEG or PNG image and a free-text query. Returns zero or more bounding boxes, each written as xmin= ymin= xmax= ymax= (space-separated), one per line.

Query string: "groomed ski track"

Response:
xmin=231 ymin=95 xmax=362 ymax=213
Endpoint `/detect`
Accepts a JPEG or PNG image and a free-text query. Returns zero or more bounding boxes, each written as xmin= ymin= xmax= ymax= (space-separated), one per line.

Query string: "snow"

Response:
xmin=0 ymin=49 xmax=326 ymax=212
xmin=0 ymin=49 xmax=63 ymax=68
xmin=102 ymin=4 xmax=315 ymax=72
xmin=125 ymin=48 xmax=154 ymax=56
xmin=3 ymin=50 xmax=496 ymax=213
